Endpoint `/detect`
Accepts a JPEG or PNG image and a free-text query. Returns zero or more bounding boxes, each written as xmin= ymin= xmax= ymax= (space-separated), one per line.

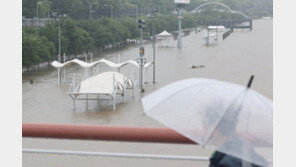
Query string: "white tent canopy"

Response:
xmin=156 ymin=30 xmax=174 ymax=47
xmin=156 ymin=30 xmax=173 ymax=39
xmin=77 ymin=72 xmax=133 ymax=95
xmin=69 ymin=71 xmax=135 ymax=110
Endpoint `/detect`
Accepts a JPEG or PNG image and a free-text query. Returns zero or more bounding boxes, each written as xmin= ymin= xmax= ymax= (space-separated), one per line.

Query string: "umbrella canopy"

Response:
xmin=142 ymin=78 xmax=273 ymax=167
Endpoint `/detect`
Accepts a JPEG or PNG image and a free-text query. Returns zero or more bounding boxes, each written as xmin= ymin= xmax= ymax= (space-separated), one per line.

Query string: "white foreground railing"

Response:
xmin=23 ymin=148 xmax=209 ymax=161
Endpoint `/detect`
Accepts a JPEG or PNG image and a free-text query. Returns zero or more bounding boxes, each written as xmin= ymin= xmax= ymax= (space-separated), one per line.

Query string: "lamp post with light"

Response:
xmin=104 ymin=4 xmax=113 ymax=19
xmin=36 ymin=1 xmax=46 ymax=18
xmin=151 ymin=5 xmax=158 ymax=83
xmin=137 ymin=19 xmax=146 ymax=93
xmin=52 ymin=12 xmax=67 ymax=85
xmin=175 ymin=0 xmax=190 ymax=48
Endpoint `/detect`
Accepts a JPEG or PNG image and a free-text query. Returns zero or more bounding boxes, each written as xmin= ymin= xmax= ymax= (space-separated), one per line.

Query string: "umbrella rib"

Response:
xmin=202 ymin=88 xmax=249 ymax=147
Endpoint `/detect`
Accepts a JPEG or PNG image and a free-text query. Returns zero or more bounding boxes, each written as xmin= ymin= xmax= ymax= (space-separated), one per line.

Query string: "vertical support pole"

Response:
xmin=139 ymin=26 xmax=144 ymax=92
xmin=63 ymin=54 xmax=66 ymax=84
xmin=85 ymin=53 xmax=88 ymax=62
xmin=85 ymin=68 xmax=88 ymax=79
xmin=152 ymin=22 xmax=156 ymax=83
xmin=177 ymin=6 xmax=182 ymax=48
xmin=123 ymin=88 xmax=126 ymax=104
xmin=86 ymin=94 xmax=88 ymax=110
xmin=216 ymin=26 xmax=218 ymax=41
xmin=140 ymin=63 xmax=142 ymax=90
xmin=58 ymin=68 xmax=61 ymax=85
xmin=72 ymin=73 xmax=76 ymax=110
xmin=70 ymin=74 xmax=75 ymax=92
xmin=123 ymin=75 xmax=126 ymax=104
xmin=112 ymin=72 xmax=116 ymax=110
xmin=111 ymin=6 xmax=113 ymax=19
xmin=195 ymin=12 xmax=197 ymax=33
xmin=140 ymin=28 xmax=143 ymax=46
xmin=113 ymin=97 xmax=116 ymax=110
xmin=207 ymin=28 xmax=209 ymax=46
xmin=89 ymin=3 xmax=91 ymax=20
xmin=132 ymin=83 xmax=135 ymax=99
xmin=90 ymin=53 xmax=93 ymax=63
xmin=250 ymin=19 xmax=252 ymax=31
xmin=136 ymin=6 xmax=138 ymax=22
xmin=145 ymin=68 xmax=148 ymax=83
xmin=138 ymin=68 xmax=141 ymax=87
xmin=139 ymin=58 xmax=144 ymax=93
xmin=71 ymin=72 xmax=75 ymax=111
xmin=63 ymin=67 xmax=66 ymax=85
xmin=72 ymin=73 xmax=75 ymax=92
xmin=58 ymin=19 xmax=61 ymax=63
xmin=36 ymin=3 xmax=39 ymax=18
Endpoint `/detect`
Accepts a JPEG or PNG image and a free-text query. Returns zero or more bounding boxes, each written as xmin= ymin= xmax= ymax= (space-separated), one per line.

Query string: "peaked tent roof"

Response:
xmin=157 ymin=30 xmax=173 ymax=37
xmin=78 ymin=72 xmax=131 ymax=95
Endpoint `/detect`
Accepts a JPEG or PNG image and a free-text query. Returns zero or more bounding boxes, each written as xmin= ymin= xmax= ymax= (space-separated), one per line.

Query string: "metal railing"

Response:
xmin=23 ymin=123 xmax=209 ymax=161
xmin=23 ymin=148 xmax=209 ymax=161
xmin=22 ymin=123 xmax=195 ymax=144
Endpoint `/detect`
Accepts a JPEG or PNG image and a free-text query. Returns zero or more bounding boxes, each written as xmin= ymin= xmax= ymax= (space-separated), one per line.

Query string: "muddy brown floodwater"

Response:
xmin=23 ymin=18 xmax=272 ymax=167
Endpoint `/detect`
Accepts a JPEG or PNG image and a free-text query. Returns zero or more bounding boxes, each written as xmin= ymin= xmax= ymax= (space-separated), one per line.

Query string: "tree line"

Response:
xmin=23 ymin=11 xmax=243 ymax=71
xmin=23 ymin=0 xmax=272 ymax=20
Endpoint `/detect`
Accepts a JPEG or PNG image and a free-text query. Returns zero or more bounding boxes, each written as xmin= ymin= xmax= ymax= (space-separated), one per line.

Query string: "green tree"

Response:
xmin=22 ymin=34 xmax=41 ymax=71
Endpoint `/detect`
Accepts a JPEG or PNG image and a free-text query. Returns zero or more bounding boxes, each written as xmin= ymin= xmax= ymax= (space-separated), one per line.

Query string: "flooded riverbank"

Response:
xmin=23 ymin=18 xmax=272 ymax=167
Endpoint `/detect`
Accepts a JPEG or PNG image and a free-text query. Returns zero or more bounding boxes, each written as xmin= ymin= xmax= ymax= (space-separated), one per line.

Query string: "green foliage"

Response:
xmin=23 ymin=27 xmax=56 ymax=70
xmin=23 ymin=0 xmax=265 ymax=70
xmin=22 ymin=30 xmax=55 ymax=70
xmin=23 ymin=0 xmax=51 ymax=18
xmin=118 ymin=17 xmax=140 ymax=39
xmin=23 ymin=0 xmax=272 ymax=20
xmin=22 ymin=34 xmax=39 ymax=70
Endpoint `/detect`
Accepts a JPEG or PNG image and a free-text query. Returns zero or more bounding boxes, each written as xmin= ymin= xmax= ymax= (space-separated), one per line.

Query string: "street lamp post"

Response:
xmin=195 ymin=12 xmax=197 ymax=33
xmin=58 ymin=19 xmax=61 ymax=62
xmin=111 ymin=5 xmax=113 ymax=19
xmin=177 ymin=3 xmax=183 ymax=48
xmin=89 ymin=3 xmax=95 ymax=22
xmin=151 ymin=5 xmax=158 ymax=83
xmin=36 ymin=1 xmax=46 ymax=18
xmin=152 ymin=22 xmax=156 ymax=83
xmin=52 ymin=12 xmax=67 ymax=85
xmin=104 ymin=4 xmax=113 ymax=19
xmin=137 ymin=19 xmax=146 ymax=93
xmin=136 ymin=6 xmax=138 ymax=22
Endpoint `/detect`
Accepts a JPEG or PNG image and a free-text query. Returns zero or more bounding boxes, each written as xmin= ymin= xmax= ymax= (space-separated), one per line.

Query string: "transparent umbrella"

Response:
xmin=142 ymin=76 xmax=273 ymax=167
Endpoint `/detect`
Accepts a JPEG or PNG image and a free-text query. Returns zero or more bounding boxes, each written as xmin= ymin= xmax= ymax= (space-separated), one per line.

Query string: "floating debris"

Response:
xmin=191 ymin=65 xmax=205 ymax=69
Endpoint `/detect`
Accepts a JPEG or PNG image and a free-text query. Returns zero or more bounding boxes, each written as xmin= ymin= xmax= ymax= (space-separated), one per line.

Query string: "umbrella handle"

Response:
xmin=247 ymin=75 xmax=255 ymax=88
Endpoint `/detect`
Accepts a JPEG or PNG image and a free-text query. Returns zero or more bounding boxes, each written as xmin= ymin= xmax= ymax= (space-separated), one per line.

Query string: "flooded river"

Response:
xmin=23 ymin=18 xmax=272 ymax=167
